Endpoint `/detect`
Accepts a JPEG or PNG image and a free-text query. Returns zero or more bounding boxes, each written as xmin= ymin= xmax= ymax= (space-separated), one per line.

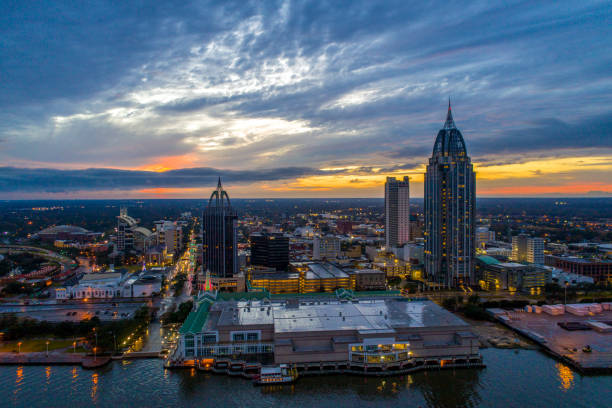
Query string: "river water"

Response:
xmin=1 ymin=349 xmax=611 ymax=408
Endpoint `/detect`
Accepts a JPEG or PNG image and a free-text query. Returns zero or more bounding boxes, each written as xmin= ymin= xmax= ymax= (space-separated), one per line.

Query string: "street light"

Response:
xmin=18 ymin=341 xmax=22 ymax=354
xmin=93 ymin=346 xmax=97 ymax=361
xmin=46 ymin=340 xmax=50 ymax=357
xmin=73 ymin=341 xmax=77 ymax=353
xmin=565 ymin=281 xmax=569 ymax=305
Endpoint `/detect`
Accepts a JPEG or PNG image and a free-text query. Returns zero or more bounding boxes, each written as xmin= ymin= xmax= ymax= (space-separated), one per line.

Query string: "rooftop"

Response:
xmin=37 ymin=225 xmax=91 ymax=234
xmin=477 ymin=255 xmax=501 ymax=265
xmin=80 ymin=272 xmax=122 ymax=282
xmin=199 ymin=298 xmax=467 ymax=334
xmin=272 ymin=298 xmax=467 ymax=333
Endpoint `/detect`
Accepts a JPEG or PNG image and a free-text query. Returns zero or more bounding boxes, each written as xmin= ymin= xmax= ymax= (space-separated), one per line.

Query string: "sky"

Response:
xmin=1 ymin=1 xmax=611 ymax=199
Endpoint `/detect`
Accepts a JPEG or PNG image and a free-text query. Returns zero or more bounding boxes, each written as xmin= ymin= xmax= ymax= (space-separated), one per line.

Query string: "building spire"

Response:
xmin=208 ymin=176 xmax=232 ymax=207
xmin=444 ymin=98 xmax=455 ymax=129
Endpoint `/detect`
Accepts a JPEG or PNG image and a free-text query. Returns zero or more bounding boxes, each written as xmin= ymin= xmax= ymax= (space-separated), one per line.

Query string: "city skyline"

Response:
xmin=1 ymin=1 xmax=611 ymax=199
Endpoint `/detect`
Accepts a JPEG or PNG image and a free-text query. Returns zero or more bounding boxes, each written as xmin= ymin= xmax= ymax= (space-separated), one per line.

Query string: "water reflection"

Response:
xmin=1 ymin=350 xmax=611 ymax=408
xmin=413 ymin=368 xmax=483 ymax=408
xmin=45 ymin=366 xmax=51 ymax=382
xmin=14 ymin=365 xmax=24 ymax=397
xmin=91 ymin=372 xmax=99 ymax=402
xmin=556 ymin=363 xmax=574 ymax=391
xmin=250 ymin=367 xmax=483 ymax=406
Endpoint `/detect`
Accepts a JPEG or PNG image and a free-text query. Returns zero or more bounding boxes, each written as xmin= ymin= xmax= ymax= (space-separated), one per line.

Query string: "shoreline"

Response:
xmin=0 ymin=351 xmax=111 ymax=368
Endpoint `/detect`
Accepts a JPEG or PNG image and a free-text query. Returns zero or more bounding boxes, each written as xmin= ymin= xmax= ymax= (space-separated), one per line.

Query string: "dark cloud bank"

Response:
xmin=0 ymin=166 xmax=336 ymax=193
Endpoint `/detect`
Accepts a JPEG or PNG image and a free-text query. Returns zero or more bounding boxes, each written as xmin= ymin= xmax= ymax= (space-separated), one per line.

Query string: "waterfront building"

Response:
xmin=545 ymin=255 xmax=612 ymax=284
xmin=476 ymin=256 xmax=550 ymax=295
xmin=250 ymin=232 xmax=289 ymax=271
xmin=203 ymin=178 xmax=238 ymax=278
xmin=550 ymin=269 xmax=595 ymax=286
xmin=424 ymin=102 xmax=476 ymax=287
xmin=313 ymin=235 xmax=341 ymax=260
xmin=385 ymin=176 xmax=410 ymax=249
xmin=174 ymin=292 xmax=481 ymax=370
xmin=512 ymin=234 xmax=544 ymax=264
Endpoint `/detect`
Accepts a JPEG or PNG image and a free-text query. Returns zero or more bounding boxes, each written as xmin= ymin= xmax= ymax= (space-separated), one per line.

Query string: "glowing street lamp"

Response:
xmin=93 ymin=347 xmax=97 ymax=361
xmin=46 ymin=340 xmax=50 ymax=357
xmin=73 ymin=341 xmax=77 ymax=353
xmin=18 ymin=341 xmax=22 ymax=354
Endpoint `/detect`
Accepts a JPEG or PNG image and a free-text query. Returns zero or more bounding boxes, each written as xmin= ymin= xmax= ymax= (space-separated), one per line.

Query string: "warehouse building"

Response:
xmin=172 ymin=292 xmax=481 ymax=373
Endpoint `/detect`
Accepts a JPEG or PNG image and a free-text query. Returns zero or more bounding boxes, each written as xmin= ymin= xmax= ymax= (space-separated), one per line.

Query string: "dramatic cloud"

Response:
xmin=0 ymin=166 xmax=340 ymax=193
xmin=0 ymin=1 xmax=611 ymax=197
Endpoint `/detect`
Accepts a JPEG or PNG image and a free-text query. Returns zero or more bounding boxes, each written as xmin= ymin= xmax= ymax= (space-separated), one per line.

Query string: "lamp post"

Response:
xmin=564 ymin=282 xmax=569 ymax=305
xmin=93 ymin=346 xmax=97 ymax=361
xmin=18 ymin=341 xmax=22 ymax=354
xmin=73 ymin=341 xmax=77 ymax=353
xmin=46 ymin=340 xmax=50 ymax=357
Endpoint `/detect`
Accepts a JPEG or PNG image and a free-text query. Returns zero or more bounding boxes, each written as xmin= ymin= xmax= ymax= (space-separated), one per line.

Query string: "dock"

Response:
xmin=489 ymin=305 xmax=612 ymax=373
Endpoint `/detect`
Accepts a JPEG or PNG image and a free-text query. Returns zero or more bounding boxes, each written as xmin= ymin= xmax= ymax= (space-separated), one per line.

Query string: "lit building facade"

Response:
xmin=203 ymin=178 xmax=238 ymax=278
xmin=475 ymin=226 xmax=495 ymax=249
xmin=476 ymin=256 xmax=550 ymax=294
xmin=385 ymin=176 xmax=410 ymax=249
xmin=313 ymin=235 xmax=341 ymax=260
xmin=512 ymin=234 xmax=544 ymax=265
xmin=424 ymin=102 xmax=476 ymax=287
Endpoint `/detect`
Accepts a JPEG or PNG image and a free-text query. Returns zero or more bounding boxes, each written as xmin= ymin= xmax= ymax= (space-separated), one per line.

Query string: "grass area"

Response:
xmin=0 ymin=338 xmax=77 ymax=353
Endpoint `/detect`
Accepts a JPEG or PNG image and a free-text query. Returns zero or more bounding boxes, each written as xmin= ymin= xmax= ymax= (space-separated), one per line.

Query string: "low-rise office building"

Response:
xmin=476 ymin=256 xmax=551 ymax=294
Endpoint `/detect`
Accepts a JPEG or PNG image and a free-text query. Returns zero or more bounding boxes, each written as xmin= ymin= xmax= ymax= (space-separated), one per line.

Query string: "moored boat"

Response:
xmin=253 ymin=364 xmax=298 ymax=385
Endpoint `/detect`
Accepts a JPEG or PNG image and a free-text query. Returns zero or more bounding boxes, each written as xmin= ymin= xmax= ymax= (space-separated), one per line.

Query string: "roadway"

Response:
xmin=0 ymin=302 xmax=145 ymax=322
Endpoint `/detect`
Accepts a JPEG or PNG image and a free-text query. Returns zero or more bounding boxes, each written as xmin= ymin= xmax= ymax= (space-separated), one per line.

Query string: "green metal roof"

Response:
xmin=477 ymin=255 xmax=501 ymax=265
xmin=179 ymin=300 xmax=212 ymax=334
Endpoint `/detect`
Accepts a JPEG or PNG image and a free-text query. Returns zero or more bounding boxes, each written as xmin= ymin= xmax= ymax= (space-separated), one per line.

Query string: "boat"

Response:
xmin=253 ymin=364 xmax=298 ymax=385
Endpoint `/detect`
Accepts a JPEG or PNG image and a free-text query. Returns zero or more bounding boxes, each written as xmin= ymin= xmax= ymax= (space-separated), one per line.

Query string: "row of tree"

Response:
xmin=0 ymin=306 xmax=151 ymax=353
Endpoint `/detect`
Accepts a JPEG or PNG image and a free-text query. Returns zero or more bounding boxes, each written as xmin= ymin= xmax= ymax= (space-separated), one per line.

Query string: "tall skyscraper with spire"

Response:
xmin=424 ymin=101 xmax=476 ymax=287
xmin=202 ymin=178 xmax=238 ymax=278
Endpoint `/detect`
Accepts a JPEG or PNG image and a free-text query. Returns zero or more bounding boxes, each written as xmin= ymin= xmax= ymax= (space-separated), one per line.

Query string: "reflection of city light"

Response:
xmin=45 ymin=366 xmax=51 ymax=381
xmin=91 ymin=372 xmax=99 ymax=401
xmin=15 ymin=366 xmax=24 ymax=389
xmin=556 ymin=362 xmax=574 ymax=391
